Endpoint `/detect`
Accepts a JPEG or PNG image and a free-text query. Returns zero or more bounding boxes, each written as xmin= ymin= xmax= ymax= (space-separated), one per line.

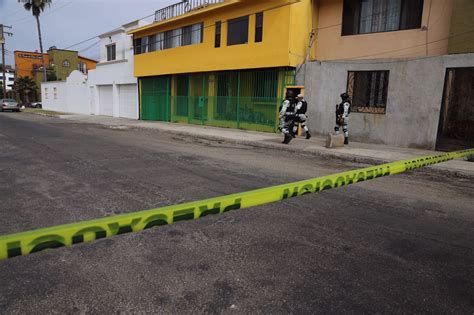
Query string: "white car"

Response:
xmin=0 ymin=99 xmax=20 ymax=112
xmin=31 ymin=102 xmax=42 ymax=109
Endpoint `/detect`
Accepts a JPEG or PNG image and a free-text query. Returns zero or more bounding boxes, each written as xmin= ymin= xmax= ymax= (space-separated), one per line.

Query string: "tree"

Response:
xmin=14 ymin=76 xmax=37 ymax=104
xmin=18 ymin=0 xmax=52 ymax=83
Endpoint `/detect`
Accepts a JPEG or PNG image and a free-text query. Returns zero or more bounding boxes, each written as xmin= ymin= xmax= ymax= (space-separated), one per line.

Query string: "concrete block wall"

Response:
xmin=297 ymin=53 xmax=474 ymax=149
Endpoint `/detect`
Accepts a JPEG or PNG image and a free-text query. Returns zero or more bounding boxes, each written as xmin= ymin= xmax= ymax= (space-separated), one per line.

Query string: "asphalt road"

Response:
xmin=0 ymin=112 xmax=473 ymax=314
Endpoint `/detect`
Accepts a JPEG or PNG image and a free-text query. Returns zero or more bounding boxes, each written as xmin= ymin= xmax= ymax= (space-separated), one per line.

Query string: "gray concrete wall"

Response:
xmin=297 ymin=53 xmax=474 ymax=149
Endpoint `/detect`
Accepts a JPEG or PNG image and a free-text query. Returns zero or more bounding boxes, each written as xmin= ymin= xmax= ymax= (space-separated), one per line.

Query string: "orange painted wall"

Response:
xmin=79 ymin=57 xmax=97 ymax=71
xmin=15 ymin=51 xmax=97 ymax=79
xmin=14 ymin=51 xmax=50 ymax=79
xmin=315 ymin=0 xmax=454 ymax=60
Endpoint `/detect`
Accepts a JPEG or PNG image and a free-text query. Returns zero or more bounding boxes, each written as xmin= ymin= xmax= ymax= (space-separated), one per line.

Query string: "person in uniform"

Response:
xmin=279 ymin=90 xmax=297 ymax=144
xmin=293 ymin=94 xmax=311 ymax=140
xmin=335 ymin=92 xmax=351 ymax=145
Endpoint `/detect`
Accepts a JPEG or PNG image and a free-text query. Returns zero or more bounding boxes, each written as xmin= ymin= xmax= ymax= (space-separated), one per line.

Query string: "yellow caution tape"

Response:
xmin=1 ymin=149 xmax=472 ymax=261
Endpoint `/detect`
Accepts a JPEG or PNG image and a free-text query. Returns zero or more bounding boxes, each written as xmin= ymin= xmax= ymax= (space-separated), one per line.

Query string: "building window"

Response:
xmin=53 ymin=87 xmax=58 ymax=99
xmin=149 ymin=33 xmax=164 ymax=52
xmin=62 ymin=60 xmax=70 ymax=67
xmin=164 ymin=28 xmax=182 ymax=49
xmin=182 ymin=25 xmax=193 ymax=46
xmin=182 ymin=23 xmax=203 ymax=46
xmin=347 ymin=71 xmax=389 ymax=114
xmin=44 ymin=88 xmax=48 ymax=99
xmin=191 ymin=23 xmax=203 ymax=45
xmin=135 ymin=23 xmax=203 ymax=54
xmin=106 ymin=44 xmax=116 ymax=61
xmin=227 ymin=16 xmax=249 ymax=46
xmin=342 ymin=0 xmax=424 ymax=36
xmin=78 ymin=62 xmax=87 ymax=73
xmin=134 ymin=37 xmax=148 ymax=54
xmin=215 ymin=21 xmax=221 ymax=48
xmin=255 ymin=12 xmax=263 ymax=43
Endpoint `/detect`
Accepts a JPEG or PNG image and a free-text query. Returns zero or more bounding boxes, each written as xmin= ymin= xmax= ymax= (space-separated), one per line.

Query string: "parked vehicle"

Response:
xmin=19 ymin=102 xmax=42 ymax=109
xmin=0 ymin=99 xmax=20 ymax=112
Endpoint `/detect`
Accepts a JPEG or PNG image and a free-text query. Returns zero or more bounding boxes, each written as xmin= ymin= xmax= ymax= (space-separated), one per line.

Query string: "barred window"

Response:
xmin=347 ymin=71 xmax=389 ymax=114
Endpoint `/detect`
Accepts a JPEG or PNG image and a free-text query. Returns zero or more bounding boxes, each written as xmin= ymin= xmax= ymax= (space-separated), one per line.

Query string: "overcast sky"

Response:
xmin=0 ymin=0 xmax=175 ymax=65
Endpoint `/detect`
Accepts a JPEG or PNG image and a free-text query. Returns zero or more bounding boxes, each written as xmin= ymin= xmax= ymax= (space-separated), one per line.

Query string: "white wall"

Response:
xmin=86 ymin=21 xmax=142 ymax=119
xmin=42 ymin=71 xmax=90 ymax=114
xmin=0 ymin=71 xmax=15 ymax=91
xmin=42 ymin=81 xmax=67 ymax=112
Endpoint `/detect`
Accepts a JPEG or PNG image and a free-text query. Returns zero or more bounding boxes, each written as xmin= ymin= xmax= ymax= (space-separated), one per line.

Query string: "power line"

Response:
xmin=62 ymin=11 xmax=156 ymax=50
xmin=79 ymin=40 xmax=100 ymax=53
xmin=61 ymin=1 xmax=297 ymax=51
xmin=319 ymin=30 xmax=474 ymax=65
xmin=12 ymin=0 xmax=64 ymax=25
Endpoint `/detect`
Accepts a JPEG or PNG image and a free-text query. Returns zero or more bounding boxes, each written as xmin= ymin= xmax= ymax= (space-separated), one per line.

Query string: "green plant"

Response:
xmin=14 ymin=76 xmax=37 ymax=104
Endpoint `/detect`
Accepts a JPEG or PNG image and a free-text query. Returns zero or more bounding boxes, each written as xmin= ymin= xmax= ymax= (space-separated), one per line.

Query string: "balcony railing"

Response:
xmin=154 ymin=0 xmax=225 ymax=23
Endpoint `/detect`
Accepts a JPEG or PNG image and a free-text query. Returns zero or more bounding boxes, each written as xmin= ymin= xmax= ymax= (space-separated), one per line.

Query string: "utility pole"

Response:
xmin=0 ymin=24 xmax=13 ymax=98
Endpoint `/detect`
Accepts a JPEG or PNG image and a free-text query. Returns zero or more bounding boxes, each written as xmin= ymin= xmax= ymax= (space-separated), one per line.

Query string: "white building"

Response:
xmin=42 ymin=20 xmax=147 ymax=118
xmin=0 ymin=69 xmax=15 ymax=91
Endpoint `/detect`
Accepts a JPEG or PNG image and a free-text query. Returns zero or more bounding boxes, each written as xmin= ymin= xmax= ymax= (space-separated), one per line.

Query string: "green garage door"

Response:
xmin=140 ymin=76 xmax=171 ymax=121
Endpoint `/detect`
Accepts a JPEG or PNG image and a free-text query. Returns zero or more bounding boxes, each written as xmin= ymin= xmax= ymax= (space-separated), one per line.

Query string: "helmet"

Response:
xmin=297 ymin=94 xmax=304 ymax=99
xmin=285 ymin=89 xmax=296 ymax=100
xmin=340 ymin=92 xmax=349 ymax=100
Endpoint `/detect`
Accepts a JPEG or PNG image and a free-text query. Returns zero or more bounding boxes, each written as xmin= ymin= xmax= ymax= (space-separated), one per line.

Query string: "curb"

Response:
xmin=125 ymin=125 xmax=474 ymax=180
xmin=57 ymin=115 xmax=474 ymax=180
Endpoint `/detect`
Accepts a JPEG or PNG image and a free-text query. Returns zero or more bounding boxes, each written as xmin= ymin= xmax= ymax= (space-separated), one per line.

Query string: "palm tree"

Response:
xmin=18 ymin=0 xmax=52 ymax=83
xmin=14 ymin=76 xmax=37 ymax=104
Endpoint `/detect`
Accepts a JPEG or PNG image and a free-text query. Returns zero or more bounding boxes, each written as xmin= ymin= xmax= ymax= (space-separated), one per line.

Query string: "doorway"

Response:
xmin=436 ymin=67 xmax=474 ymax=151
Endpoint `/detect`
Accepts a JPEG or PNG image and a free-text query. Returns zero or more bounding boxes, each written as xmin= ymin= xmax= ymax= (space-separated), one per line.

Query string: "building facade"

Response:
xmin=15 ymin=48 xmax=97 ymax=98
xmin=0 ymin=66 xmax=15 ymax=91
xmin=42 ymin=0 xmax=473 ymax=150
xmin=42 ymin=21 xmax=147 ymax=119
xmin=297 ymin=0 xmax=474 ymax=150
xmin=87 ymin=20 xmax=148 ymax=119
xmin=129 ymin=0 xmax=313 ymax=132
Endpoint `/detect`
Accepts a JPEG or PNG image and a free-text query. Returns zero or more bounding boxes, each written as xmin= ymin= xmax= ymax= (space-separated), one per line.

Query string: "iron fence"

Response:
xmin=155 ymin=0 xmax=225 ymax=23
xmin=141 ymin=68 xmax=296 ymax=133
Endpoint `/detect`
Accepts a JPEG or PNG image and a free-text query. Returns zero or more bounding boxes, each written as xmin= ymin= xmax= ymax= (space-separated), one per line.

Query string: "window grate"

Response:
xmin=347 ymin=70 xmax=389 ymax=114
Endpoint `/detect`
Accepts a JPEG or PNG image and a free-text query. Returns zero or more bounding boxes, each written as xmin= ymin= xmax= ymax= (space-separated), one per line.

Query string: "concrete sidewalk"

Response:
xmin=59 ymin=114 xmax=474 ymax=178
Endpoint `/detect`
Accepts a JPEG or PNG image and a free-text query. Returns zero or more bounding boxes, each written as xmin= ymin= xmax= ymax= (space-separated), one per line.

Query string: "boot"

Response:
xmin=344 ymin=137 xmax=349 ymax=145
xmin=305 ymin=132 xmax=312 ymax=140
xmin=282 ymin=134 xmax=292 ymax=144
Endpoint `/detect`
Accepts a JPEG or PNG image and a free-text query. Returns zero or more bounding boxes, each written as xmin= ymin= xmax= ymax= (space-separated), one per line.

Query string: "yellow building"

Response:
xmin=129 ymin=0 xmax=314 ymax=132
xmin=130 ymin=0 xmax=473 ymax=137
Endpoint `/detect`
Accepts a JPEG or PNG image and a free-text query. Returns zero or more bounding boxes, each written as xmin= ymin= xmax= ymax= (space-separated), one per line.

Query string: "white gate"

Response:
xmin=98 ymin=85 xmax=113 ymax=116
xmin=118 ymin=84 xmax=138 ymax=119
